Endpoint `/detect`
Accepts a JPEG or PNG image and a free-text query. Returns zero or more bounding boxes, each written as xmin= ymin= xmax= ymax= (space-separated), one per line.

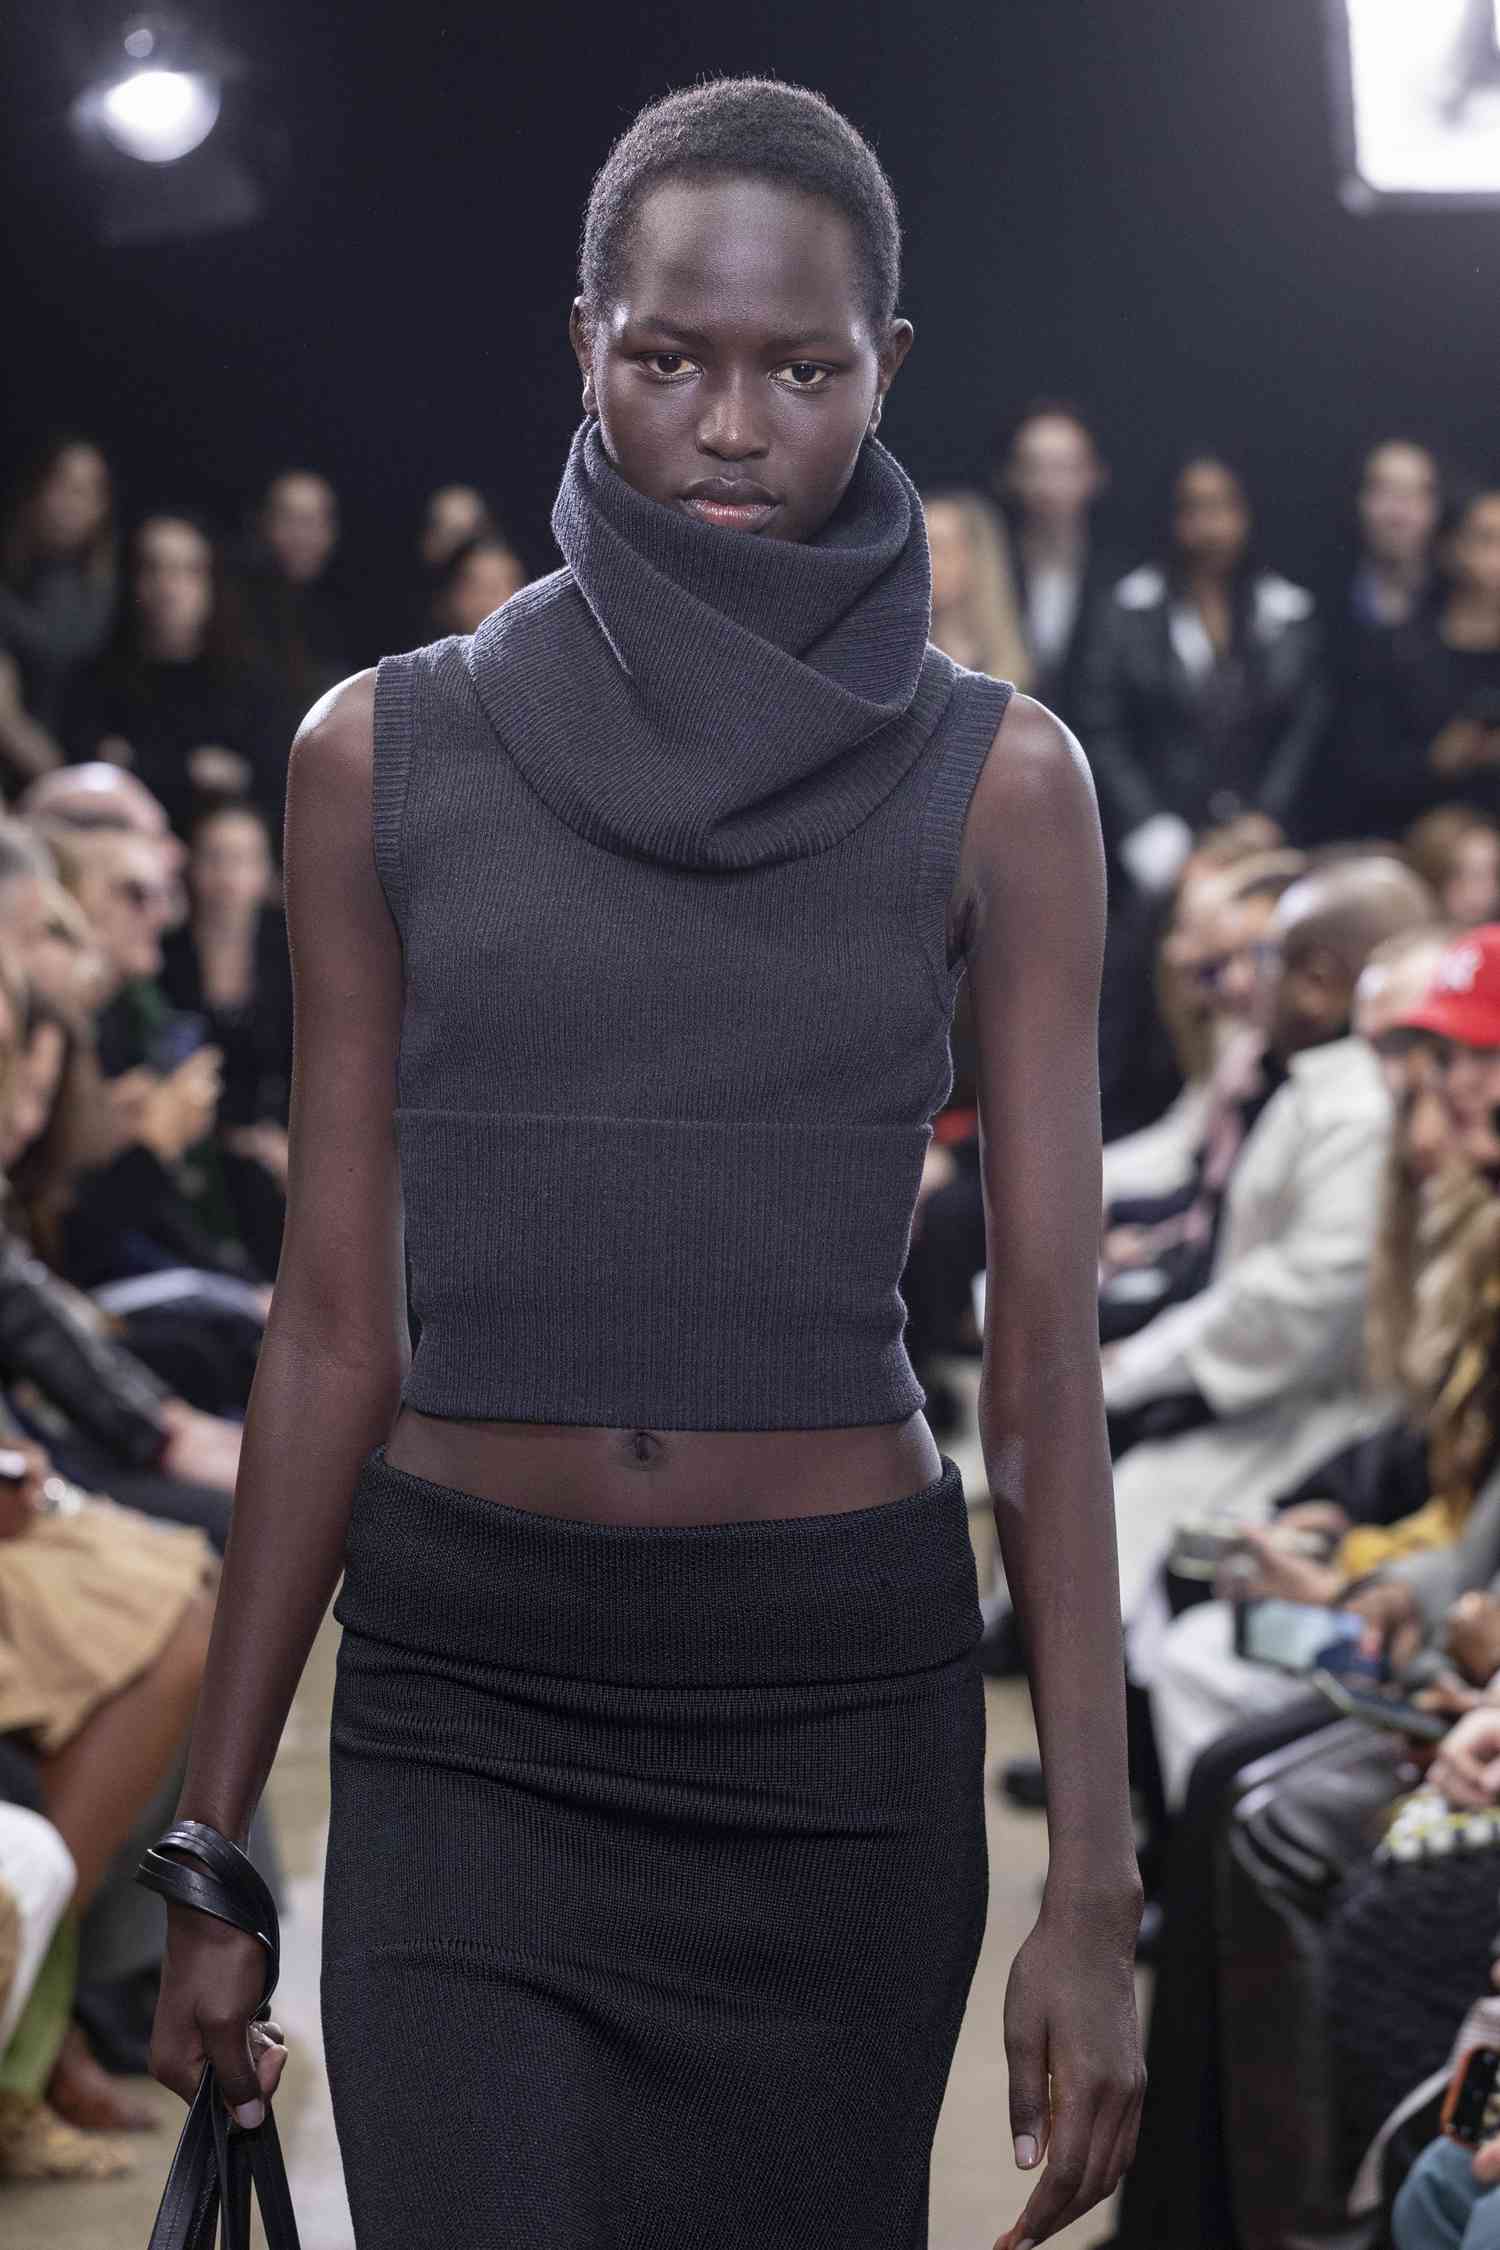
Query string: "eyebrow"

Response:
xmin=629 ymin=315 xmax=849 ymax=353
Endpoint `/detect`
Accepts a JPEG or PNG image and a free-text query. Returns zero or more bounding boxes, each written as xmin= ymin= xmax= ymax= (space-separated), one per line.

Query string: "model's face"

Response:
xmin=571 ymin=175 xmax=911 ymax=544
xmin=1173 ymin=461 xmax=1251 ymax=576
xmin=1359 ymin=443 xmax=1440 ymax=568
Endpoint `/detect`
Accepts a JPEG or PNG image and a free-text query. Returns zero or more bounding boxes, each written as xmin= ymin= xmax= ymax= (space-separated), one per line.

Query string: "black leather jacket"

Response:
xmin=1077 ymin=564 xmax=1331 ymax=852
xmin=0 ymin=1229 xmax=171 ymax=1468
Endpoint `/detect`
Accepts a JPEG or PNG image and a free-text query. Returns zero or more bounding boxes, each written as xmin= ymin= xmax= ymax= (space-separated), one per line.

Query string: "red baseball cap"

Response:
xmin=1398 ymin=925 xmax=1500 ymax=1049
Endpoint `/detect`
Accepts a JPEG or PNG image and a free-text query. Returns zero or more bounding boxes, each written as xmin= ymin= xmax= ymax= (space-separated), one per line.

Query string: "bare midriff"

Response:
xmin=382 ymin=1405 xmax=946 ymax=1527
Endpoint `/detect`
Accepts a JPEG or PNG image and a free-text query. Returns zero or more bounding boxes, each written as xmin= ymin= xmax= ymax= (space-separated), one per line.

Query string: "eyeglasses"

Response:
xmin=1190 ymin=939 xmax=1282 ymax=989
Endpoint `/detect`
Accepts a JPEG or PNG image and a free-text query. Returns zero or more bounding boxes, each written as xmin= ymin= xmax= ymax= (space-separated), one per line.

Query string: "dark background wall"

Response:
xmin=3 ymin=0 xmax=1499 ymax=633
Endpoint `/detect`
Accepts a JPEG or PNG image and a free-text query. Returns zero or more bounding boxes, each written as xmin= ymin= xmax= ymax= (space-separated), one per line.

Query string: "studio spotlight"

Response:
xmin=64 ymin=10 xmax=275 ymax=244
xmin=95 ymin=66 xmax=221 ymax=164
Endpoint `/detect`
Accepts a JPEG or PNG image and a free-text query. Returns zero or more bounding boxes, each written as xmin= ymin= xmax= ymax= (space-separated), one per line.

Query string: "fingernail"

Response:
xmin=233 ymin=2098 xmax=265 ymax=2129
xmin=1017 ymin=2240 xmax=1037 ymax=2249
xmin=1014 ymin=2135 xmax=1039 ymax=2168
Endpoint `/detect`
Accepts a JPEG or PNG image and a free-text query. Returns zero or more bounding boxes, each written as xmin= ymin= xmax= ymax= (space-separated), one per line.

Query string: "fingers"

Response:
xmin=1000 ymin=2079 xmax=1130 ymax=2247
xmin=199 ymin=2010 xmax=272 ymax=2128
xmin=1003 ymin=1996 xmax=1050 ymax=2176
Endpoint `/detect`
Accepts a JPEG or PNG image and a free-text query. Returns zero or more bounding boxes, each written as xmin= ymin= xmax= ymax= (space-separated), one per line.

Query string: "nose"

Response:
xmin=696 ymin=371 xmax=769 ymax=464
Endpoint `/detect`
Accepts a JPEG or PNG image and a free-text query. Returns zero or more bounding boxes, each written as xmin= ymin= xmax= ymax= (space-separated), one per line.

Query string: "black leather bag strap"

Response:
xmin=134 ymin=1821 xmax=301 ymax=2249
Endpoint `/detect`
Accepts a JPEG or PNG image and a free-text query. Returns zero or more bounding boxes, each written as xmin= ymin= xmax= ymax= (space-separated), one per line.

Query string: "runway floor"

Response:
xmin=10 ymin=1365 xmax=1130 ymax=2249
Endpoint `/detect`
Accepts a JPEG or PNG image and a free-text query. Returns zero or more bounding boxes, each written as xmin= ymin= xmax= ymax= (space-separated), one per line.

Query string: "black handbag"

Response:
xmin=134 ymin=1819 xmax=302 ymax=2250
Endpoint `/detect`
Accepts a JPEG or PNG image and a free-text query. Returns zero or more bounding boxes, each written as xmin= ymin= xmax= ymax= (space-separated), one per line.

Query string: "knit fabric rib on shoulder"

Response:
xmin=372 ymin=422 xmax=1014 ymax=1429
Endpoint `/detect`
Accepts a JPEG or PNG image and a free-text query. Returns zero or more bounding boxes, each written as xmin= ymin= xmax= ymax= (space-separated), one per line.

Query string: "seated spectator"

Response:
xmin=1408 ymin=805 xmax=1500 ymax=928
xmin=0 ymin=1422 xmax=218 ymax=2164
xmin=1100 ymin=849 xmax=1308 ymax=1332
xmin=1078 ymin=450 xmax=1329 ymax=898
xmin=1142 ymin=925 xmax=1500 ymax=1803
xmin=1100 ymin=829 xmax=1282 ymax=1208
xmin=1309 ymin=438 xmax=1445 ymax=843
xmin=1367 ymin=484 xmax=1500 ymax=836
xmin=63 ymin=513 xmax=285 ymax=844
xmin=0 ymin=436 xmax=116 ymax=768
xmin=159 ymin=802 xmax=291 ymax=1276
xmin=0 ymin=938 xmax=240 ymax=1519
xmin=1102 ymin=854 xmax=1435 ymax=1624
xmin=428 ymin=533 xmax=528 ymax=639
xmin=922 ymin=488 xmax=1031 ymax=689
xmin=418 ymin=482 xmax=496 ymax=573
xmin=35 ymin=824 xmax=275 ymax=1414
xmin=990 ymin=399 xmax=1121 ymax=729
xmin=233 ymin=467 xmax=360 ymax=725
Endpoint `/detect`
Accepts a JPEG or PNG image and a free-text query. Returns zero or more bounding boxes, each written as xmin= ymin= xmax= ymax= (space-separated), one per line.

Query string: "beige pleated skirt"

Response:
xmin=0 ymin=1497 xmax=217 ymax=1756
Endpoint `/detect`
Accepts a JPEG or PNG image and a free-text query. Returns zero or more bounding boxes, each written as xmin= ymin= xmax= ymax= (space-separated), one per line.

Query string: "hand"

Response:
xmin=1214 ymin=1522 xmax=1343 ymax=1607
xmin=150 ymin=1893 xmax=288 ymax=2130
xmin=1102 ymin=1224 xmax=1153 ymax=1275
xmin=1276 ymin=1500 xmax=1351 ymax=1542
xmin=0 ymin=1436 xmax=51 ymax=1540
xmin=1446 ymin=1591 xmax=1500 ymax=1688
xmin=996 ymin=1883 xmax=1145 ymax=2248
xmin=223 ymin=1121 xmax=289 ymax=1188
xmin=1429 ymin=1706 xmax=1500 ymax=1810
xmin=1345 ymin=1580 xmax=1424 ymax=1675
xmin=158 ymin=1399 xmax=241 ymax=1494
xmin=138 ymin=1048 xmax=224 ymax=1165
xmin=1475 ymin=2131 xmax=1500 ymax=2188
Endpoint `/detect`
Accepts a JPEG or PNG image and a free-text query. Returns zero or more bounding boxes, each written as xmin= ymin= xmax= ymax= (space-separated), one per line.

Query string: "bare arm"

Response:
xmin=961 ymin=692 xmax=1144 ymax=2247
xmin=150 ymin=666 xmax=409 ymax=2121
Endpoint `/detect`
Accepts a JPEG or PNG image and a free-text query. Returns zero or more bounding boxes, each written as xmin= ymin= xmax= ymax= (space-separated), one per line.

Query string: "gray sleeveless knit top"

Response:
xmin=373 ymin=420 xmax=1013 ymax=1429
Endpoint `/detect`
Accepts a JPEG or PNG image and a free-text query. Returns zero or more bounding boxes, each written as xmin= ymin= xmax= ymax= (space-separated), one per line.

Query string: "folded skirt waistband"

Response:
xmin=333 ymin=1443 xmax=981 ymax=1687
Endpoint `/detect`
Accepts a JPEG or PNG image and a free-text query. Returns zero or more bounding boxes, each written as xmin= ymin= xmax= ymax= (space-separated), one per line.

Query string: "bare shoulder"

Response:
xmin=975 ymin=690 xmax=1096 ymax=828
xmin=956 ymin=691 xmax=1104 ymax=930
xmin=286 ymin=667 xmax=377 ymax=807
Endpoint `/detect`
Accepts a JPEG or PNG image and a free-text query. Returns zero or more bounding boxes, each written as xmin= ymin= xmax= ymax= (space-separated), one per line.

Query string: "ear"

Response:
xmin=869 ymin=318 xmax=914 ymax=437
xmin=569 ymin=298 xmax=598 ymax=419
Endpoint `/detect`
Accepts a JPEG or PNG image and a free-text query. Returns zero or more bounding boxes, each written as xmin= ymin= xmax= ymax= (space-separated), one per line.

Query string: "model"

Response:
xmin=145 ymin=75 xmax=1144 ymax=2250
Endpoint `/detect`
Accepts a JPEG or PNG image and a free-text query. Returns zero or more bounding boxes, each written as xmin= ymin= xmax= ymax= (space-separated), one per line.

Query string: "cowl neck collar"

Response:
xmin=464 ymin=418 xmax=951 ymax=871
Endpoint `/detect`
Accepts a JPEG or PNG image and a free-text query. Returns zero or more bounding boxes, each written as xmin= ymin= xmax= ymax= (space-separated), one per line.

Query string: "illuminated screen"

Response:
xmin=1327 ymin=0 xmax=1500 ymax=205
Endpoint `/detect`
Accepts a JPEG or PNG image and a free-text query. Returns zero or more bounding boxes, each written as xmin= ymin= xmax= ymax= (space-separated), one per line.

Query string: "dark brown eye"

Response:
xmin=777 ymin=362 xmax=831 ymax=389
xmin=644 ymin=352 xmax=694 ymax=376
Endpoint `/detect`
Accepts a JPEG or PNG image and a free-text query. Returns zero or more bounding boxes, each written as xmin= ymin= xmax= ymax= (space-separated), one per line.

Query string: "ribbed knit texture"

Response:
xmin=373 ymin=424 xmax=1013 ymax=1428
xmin=321 ymin=1443 xmax=989 ymax=2247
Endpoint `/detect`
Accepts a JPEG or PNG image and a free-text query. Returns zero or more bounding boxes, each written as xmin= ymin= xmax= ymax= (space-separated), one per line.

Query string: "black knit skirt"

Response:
xmin=320 ymin=1442 xmax=989 ymax=2249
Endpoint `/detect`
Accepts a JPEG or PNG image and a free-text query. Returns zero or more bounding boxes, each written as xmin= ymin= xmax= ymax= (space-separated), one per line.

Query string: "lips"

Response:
xmin=679 ymin=479 xmax=781 ymax=533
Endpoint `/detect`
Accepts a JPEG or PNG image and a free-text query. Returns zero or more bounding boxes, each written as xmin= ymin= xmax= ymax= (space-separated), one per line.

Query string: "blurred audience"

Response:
xmin=1080 ymin=449 xmax=1328 ymax=897
xmin=991 ymin=400 xmax=1120 ymax=727
xmin=922 ymin=488 xmax=1031 ymax=688
xmin=0 ymin=438 xmax=116 ymax=777
xmin=428 ymin=533 xmax=528 ymax=638
xmin=64 ymin=514 xmax=283 ymax=844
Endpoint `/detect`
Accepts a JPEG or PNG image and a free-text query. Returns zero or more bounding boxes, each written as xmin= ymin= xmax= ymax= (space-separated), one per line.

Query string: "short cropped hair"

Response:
xmin=578 ymin=77 xmax=902 ymax=331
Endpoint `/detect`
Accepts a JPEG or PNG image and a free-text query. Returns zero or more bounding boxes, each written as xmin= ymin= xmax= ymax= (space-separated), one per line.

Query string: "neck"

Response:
xmin=1021 ymin=517 xmax=1084 ymax=568
xmin=141 ymin=627 xmax=203 ymax=665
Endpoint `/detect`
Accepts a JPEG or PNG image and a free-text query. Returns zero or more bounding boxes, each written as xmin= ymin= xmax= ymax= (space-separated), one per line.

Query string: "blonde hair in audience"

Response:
xmin=923 ymin=490 xmax=1032 ymax=689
